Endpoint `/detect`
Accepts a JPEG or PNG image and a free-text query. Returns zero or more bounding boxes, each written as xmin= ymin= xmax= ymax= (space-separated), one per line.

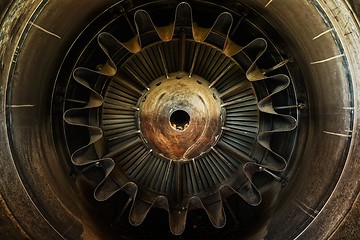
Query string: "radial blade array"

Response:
xmin=63 ymin=34 xmax=120 ymax=201
xmin=64 ymin=68 xmax=111 ymax=165
xmin=225 ymin=34 xmax=297 ymax=174
xmin=63 ymin=1 xmax=297 ymax=236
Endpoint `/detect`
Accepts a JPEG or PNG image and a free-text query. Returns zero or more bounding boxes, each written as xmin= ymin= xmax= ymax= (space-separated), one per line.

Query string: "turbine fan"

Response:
xmin=64 ymin=2 xmax=297 ymax=235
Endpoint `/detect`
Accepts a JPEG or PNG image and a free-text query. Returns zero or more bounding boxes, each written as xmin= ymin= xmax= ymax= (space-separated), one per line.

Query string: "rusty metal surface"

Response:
xmin=0 ymin=2 xmax=359 ymax=239
xmin=139 ymin=74 xmax=223 ymax=160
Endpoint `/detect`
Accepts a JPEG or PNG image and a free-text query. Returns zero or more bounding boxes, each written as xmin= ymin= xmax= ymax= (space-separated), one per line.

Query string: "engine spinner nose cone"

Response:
xmin=139 ymin=73 xmax=224 ymax=161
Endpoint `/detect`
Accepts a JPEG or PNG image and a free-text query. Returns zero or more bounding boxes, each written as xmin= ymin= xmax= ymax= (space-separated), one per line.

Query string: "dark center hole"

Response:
xmin=170 ymin=110 xmax=190 ymax=130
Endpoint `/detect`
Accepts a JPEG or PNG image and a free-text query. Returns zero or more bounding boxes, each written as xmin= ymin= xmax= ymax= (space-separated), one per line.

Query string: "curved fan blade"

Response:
xmin=220 ymin=181 xmax=261 ymax=207
xmin=257 ymin=132 xmax=288 ymax=171
xmin=129 ymin=195 xmax=168 ymax=226
xmin=169 ymin=207 xmax=188 ymax=235
xmin=270 ymin=114 xmax=297 ymax=132
xmin=69 ymin=128 xmax=104 ymax=165
xmin=64 ymin=69 xmax=103 ymax=124
xmin=210 ymin=12 xmax=233 ymax=38
xmin=68 ymin=67 xmax=104 ymax=108
xmin=236 ymin=183 xmax=261 ymax=206
xmin=198 ymin=194 xmax=226 ymax=228
xmin=94 ymin=162 xmax=138 ymax=201
xmin=92 ymin=158 xmax=114 ymax=200
xmin=257 ymin=74 xmax=292 ymax=114
xmin=97 ymin=33 xmax=121 ymax=75
xmin=99 ymin=31 xmax=140 ymax=54
xmin=243 ymin=38 xmax=268 ymax=73
xmin=188 ymin=196 xmax=226 ymax=228
xmin=153 ymin=2 xmax=194 ymax=42
xmin=224 ymin=37 xmax=267 ymax=59
xmin=134 ymin=10 xmax=162 ymax=47
xmin=246 ymin=162 xmax=285 ymax=190
xmin=193 ymin=12 xmax=233 ymax=43
xmin=238 ymin=163 xmax=262 ymax=206
xmin=129 ymin=200 xmax=153 ymax=226
xmin=174 ymin=2 xmax=193 ymax=30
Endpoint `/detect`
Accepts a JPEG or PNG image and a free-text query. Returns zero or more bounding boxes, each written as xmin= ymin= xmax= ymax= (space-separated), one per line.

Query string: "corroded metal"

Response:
xmin=139 ymin=73 xmax=224 ymax=160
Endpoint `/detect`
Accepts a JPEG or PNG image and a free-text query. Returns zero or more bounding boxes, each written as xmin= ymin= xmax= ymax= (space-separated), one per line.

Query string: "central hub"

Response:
xmin=170 ymin=110 xmax=190 ymax=131
xmin=139 ymin=73 xmax=224 ymax=161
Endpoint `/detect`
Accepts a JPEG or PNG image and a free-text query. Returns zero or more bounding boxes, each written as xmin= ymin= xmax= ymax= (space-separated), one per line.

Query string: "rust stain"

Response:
xmin=139 ymin=74 xmax=223 ymax=160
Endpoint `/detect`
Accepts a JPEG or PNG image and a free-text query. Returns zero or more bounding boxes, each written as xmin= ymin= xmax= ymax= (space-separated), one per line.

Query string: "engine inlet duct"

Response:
xmin=64 ymin=2 xmax=297 ymax=235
